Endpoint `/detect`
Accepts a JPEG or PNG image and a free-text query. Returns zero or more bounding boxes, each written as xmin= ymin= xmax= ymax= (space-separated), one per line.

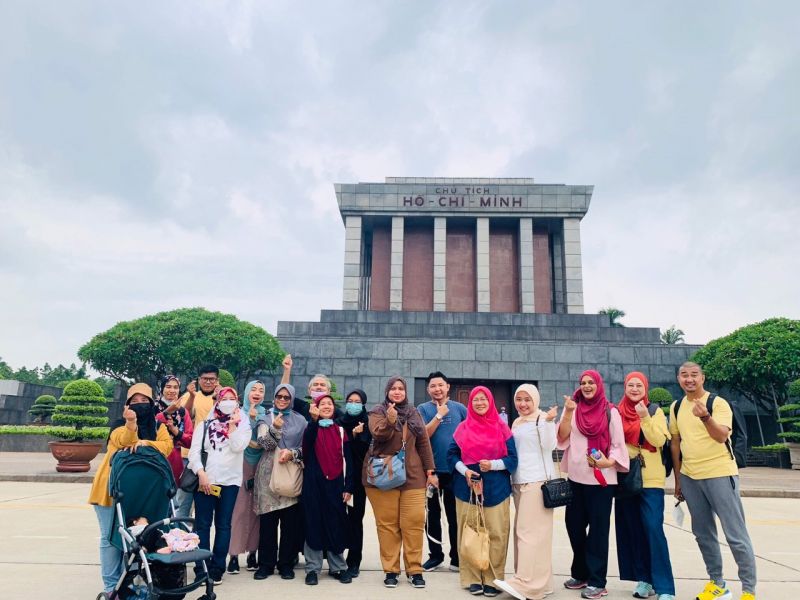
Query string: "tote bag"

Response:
xmin=269 ymin=450 xmax=303 ymax=497
xmin=459 ymin=488 xmax=490 ymax=571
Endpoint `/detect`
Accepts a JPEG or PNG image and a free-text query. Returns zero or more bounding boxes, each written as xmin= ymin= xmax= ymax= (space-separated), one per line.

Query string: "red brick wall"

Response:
xmin=446 ymin=222 xmax=476 ymax=312
xmin=490 ymin=222 xmax=520 ymax=312
xmin=402 ymin=220 xmax=434 ymax=311
xmin=370 ymin=224 xmax=391 ymax=311
xmin=533 ymin=229 xmax=553 ymax=313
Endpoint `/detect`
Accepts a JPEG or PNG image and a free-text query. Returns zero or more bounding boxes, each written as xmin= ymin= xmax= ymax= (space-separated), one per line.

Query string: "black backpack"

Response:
xmin=673 ymin=393 xmax=747 ymax=468
xmin=640 ymin=403 xmax=673 ymax=477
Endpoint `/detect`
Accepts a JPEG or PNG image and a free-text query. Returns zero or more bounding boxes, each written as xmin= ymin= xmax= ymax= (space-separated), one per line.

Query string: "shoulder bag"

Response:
xmin=269 ymin=415 xmax=304 ymax=497
xmin=535 ymin=416 xmax=573 ymax=508
xmin=366 ymin=423 xmax=407 ymax=490
xmin=459 ymin=487 xmax=490 ymax=571
xmin=178 ymin=422 xmax=208 ymax=493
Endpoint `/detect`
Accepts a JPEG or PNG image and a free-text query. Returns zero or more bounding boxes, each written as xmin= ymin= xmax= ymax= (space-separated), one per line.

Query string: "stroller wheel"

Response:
xmin=95 ymin=594 xmax=110 ymax=600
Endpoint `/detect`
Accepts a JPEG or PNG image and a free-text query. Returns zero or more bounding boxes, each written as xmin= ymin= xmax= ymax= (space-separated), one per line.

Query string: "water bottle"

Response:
xmin=590 ymin=448 xmax=602 ymax=460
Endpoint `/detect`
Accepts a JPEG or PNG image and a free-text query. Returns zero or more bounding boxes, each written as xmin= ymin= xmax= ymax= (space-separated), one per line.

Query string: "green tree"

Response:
xmin=12 ymin=366 xmax=40 ymax=384
xmin=599 ymin=307 xmax=626 ymax=327
xmin=0 ymin=357 xmax=12 ymax=379
xmin=28 ymin=394 xmax=57 ymax=424
xmin=218 ymin=369 xmax=236 ymax=389
xmin=660 ymin=325 xmax=685 ymax=345
xmin=78 ymin=307 xmax=284 ymax=388
xmin=51 ymin=380 xmax=109 ymax=441
xmin=691 ymin=318 xmax=800 ymax=439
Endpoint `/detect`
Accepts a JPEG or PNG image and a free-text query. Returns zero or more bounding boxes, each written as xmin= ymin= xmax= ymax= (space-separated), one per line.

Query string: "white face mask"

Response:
xmin=218 ymin=399 xmax=238 ymax=415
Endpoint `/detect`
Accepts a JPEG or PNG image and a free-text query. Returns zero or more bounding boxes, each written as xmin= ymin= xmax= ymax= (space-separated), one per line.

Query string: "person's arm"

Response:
xmin=539 ymin=418 xmax=558 ymax=451
xmin=641 ymin=409 xmax=670 ymax=448
xmin=491 ymin=437 xmax=518 ymax=472
xmin=280 ymin=354 xmax=292 ymax=385
xmin=177 ymin=411 xmax=194 ymax=449
xmin=415 ymin=424 xmax=436 ymax=473
xmin=108 ymin=423 xmax=139 ymax=451
xmin=142 ymin=424 xmax=174 ymax=457
xmin=607 ymin=410 xmax=630 ymax=471
xmin=187 ymin=423 xmax=205 ymax=475
xmin=368 ymin=411 xmax=396 ymax=441
xmin=228 ymin=417 xmax=251 ymax=453
xmin=557 ymin=396 xmax=576 ymax=443
xmin=668 ymin=402 xmax=683 ymax=498
xmin=693 ymin=398 xmax=732 ymax=444
xmin=343 ymin=436 xmax=355 ymax=494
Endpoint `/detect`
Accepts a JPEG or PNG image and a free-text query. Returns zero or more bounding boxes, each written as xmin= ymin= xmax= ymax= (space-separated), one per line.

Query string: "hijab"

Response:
xmin=156 ymin=375 xmax=185 ymax=433
xmin=337 ymin=389 xmax=370 ymax=443
xmin=618 ymin=371 xmax=657 ymax=453
xmin=511 ymin=383 xmax=543 ymax=428
xmin=453 ymin=386 xmax=513 ymax=464
xmin=242 ymin=380 xmax=267 ymax=465
xmin=259 ymin=383 xmax=307 ymax=450
xmin=369 ymin=376 xmax=424 ymax=438
xmin=573 ymin=369 xmax=612 ymax=455
xmin=111 ymin=382 xmax=158 ymax=442
xmin=310 ymin=394 xmax=345 ymax=480
xmin=207 ymin=387 xmax=238 ymax=450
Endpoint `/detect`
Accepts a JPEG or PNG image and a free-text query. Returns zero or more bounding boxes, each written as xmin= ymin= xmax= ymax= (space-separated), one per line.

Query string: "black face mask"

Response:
xmin=129 ymin=402 xmax=157 ymax=440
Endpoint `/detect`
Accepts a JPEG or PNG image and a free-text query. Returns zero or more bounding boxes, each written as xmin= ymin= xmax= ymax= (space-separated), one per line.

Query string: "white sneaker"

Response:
xmin=493 ymin=579 xmax=525 ymax=600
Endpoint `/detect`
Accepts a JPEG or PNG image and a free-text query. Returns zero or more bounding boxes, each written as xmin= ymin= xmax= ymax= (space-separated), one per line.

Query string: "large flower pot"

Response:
xmin=48 ymin=440 xmax=103 ymax=473
xmin=787 ymin=443 xmax=800 ymax=471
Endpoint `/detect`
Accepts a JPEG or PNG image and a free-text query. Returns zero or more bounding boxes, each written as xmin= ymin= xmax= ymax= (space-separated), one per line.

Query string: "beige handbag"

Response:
xmin=269 ymin=449 xmax=303 ymax=498
xmin=459 ymin=488 xmax=490 ymax=571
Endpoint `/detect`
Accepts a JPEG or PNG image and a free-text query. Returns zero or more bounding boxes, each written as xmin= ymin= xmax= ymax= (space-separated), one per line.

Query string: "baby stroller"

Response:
xmin=96 ymin=446 xmax=215 ymax=600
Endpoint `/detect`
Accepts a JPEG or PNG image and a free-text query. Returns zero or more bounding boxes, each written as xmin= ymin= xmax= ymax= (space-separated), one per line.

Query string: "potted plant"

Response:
xmin=48 ymin=379 xmax=109 ymax=472
xmin=777 ymin=379 xmax=800 ymax=470
xmin=28 ymin=394 xmax=57 ymax=424
xmin=648 ymin=387 xmax=673 ymax=416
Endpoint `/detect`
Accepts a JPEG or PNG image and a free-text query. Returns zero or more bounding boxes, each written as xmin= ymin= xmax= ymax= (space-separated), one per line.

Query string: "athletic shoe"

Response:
xmin=696 ymin=581 xmax=732 ymax=600
xmin=409 ymin=574 xmax=426 ymax=588
xmin=347 ymin=566 xmax=360 ymax=578
xmin=279 ymin=568 xmax=295 ymax=580
xmin=483 ymin=585 xmax=500 ymax=597
xmin=468 ymin=584 xmax=484 ymax=595
xmin=338 ymin=571 xmax=353 ymax=584
xmin=634 ymin=581 xmax=655 ymax=598
xmin=581 ymin=587 xmax=608 ymax=599
xmin=658 ymin=595 xmax=676 ymax=600
xmin=493 ymin=579 xmax=525 ymax=600
xmin=246 ymin=552 xmax=258 ymax=571
xmin=211 ymin=574 xmax=223 ymax=585
xmin=384 ymin=572 xmax=399 ymax=588
xmin=305 ymin=572 xmax=318 ymax=586
xmin=423 ymin=556 xmax=445 ymax=571
xmin=565 ymin=578 xmax=588 ymax=590
xmin=449 ymin=561 xmax=460 ymax=572
xmin=226 ymin=556 xmax=239 ymax=574
xmin=740 ymin=593 xmax=755 ymax=600
xmin=253 ymin=566 xmax=273 ymax=580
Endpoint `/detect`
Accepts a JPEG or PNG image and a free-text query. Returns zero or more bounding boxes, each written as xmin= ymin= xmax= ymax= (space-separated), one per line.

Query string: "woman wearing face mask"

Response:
xmin=557 ymin=370 xmax=629 ymax=600
xmin=448 ymin=386 xmax=518 ymax=597
xmin=301 ymin=394 xmax=355 ymax=585
xmin=88 ymin=383 xmax=173 ymax=594
xmin=155 ymin=375 xmax=194 ymax=486
xmin=336 ymin=389 xmax=371 ymax=578
xmin=188 ymin=386 xmax=251 ymax=585
xmin=253 ymin=383 xmax=308 ymax=581
xmin=615 ymin=372 xmax=675 ymax=600
xmin=493 ymin=384 xmax=558 ymax=600
xmin=226 ymin=380 xmax=267 ymax=575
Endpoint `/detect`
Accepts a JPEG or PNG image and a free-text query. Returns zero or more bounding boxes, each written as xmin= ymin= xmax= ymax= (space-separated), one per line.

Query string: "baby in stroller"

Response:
xmin=128 ymin=517 xmax=200 ymax=554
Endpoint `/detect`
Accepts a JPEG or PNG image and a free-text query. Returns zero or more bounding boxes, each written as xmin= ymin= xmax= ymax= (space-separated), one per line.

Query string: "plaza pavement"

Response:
xmin=0 ymin=456 xmax=799 ymax=598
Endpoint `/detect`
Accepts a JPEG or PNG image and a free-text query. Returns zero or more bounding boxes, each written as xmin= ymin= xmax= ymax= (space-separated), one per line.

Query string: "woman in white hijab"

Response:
xmin=494 ymin=384 xmax=558 ymax=600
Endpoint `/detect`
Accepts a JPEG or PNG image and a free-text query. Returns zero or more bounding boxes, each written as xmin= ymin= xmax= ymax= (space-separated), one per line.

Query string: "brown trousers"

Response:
xmin=507 ymin=483 xmax=555 ymax=599
xmin=365 ymin=486 xmax=426 ymax=575
xmin=455 ymin=497 xmax=510 ymax=588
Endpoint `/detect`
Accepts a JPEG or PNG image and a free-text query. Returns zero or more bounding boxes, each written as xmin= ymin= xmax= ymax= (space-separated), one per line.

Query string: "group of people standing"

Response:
xmin=89 ymin=358 xmax=757 ymax=600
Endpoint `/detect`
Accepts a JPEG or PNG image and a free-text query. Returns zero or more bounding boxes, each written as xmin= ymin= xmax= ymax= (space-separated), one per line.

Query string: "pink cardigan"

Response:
xmin=156 ymin=409 xmax=194 ymax=483
xmin=557 ymin=408 xmax=629 ymax=485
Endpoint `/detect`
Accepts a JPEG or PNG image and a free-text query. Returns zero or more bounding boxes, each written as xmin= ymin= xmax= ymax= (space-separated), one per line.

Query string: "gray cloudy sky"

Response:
xmin=1 ymin=1 xmax=798 ymax=369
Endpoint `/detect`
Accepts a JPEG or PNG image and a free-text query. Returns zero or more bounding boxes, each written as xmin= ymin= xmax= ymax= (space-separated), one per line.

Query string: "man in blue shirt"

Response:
xmin=417 ymin=371 xmax=468 ymax=572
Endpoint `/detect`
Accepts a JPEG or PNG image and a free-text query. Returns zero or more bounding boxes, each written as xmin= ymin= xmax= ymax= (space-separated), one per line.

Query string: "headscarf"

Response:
xmin=310 ymin=394 xmax=345 ymax=480
xmin=110 ymin=382 xmax=159 ymax=441
xmin=453 ymin=386 xmax=513 ymax=465
xmin=369 ymin=376 xmax=424 ymax=438
xmin=511 ymin=383 xmax=543 ymax=428
xmin=573 ymin=369 xmax=612 ymax=455
xmin=156 ymin=375 xmax=185 ymax=434
xmin=207 ymin=387 xmax=238 ymax=450
xmin=242 ymin=380 xmax=267 ymax=465
xmin=337 ymin=388 xmax=370 ymax=443
xmin=618 ymin=371 xmax=657 ymax=453
xmin=259 ymin=383 xmax=306 ymax=450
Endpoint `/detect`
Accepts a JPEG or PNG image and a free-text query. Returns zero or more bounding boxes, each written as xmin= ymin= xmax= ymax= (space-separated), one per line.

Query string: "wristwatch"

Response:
xmin=435 ymin=413 xmax=444 ymax=421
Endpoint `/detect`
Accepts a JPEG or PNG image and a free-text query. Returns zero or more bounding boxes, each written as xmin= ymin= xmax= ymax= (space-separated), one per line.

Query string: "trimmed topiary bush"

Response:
xmin=50 ymin=379 xmax=109 ymax=441
xmin=28 ymin=394 xmax=57 ymax=424
xmin=218 ymin=368 xmax=236 ymax=389
xmin=648 ymin=387 xmax=673 ymax=407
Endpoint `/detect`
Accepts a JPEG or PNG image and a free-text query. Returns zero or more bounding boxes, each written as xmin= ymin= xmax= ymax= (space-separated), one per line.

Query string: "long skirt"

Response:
xmin=506 ymin=482 xmax=554 ymax=599
xmin=228 ymin=459 xmax=259 ymax=555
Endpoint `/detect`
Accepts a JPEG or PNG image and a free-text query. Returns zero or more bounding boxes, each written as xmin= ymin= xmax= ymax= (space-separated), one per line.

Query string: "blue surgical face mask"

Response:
xmin=345 ymin=402 xmax=363 ymax=416
xmin=319 ymin=418 xmax=334 ymax=428
xmin=272 ymin=407 xmax=291 ymax=416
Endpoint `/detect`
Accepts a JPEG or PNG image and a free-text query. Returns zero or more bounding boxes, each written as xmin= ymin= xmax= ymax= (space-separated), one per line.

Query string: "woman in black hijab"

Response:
xmin=336 ymin=389 xmax=371 ymax=578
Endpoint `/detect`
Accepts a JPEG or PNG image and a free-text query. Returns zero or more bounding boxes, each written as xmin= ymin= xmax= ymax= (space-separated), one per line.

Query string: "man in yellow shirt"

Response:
xmin=669 ymin=362 xmax=756 ymax=600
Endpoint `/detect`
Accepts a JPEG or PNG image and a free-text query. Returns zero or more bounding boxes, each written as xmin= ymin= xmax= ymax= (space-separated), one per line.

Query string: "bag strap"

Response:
xmin=200 ymin=421 xmax=209 ymax=468
xmin=424 ymin=487 xmax=443 ymax=546
xmin=534 ymin=415 xmax=558 ymax=481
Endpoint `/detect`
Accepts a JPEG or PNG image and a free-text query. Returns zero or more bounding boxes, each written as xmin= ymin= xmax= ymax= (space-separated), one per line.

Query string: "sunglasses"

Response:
xmin=275 ymin=394 xmax=292 ymax=401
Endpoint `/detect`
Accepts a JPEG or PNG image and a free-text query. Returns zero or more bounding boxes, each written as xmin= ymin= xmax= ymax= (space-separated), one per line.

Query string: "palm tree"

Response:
xmin=660 ymin=325 xmax=685 ymax=344
xmin=599 ymin=307 xmax=626 ymax=327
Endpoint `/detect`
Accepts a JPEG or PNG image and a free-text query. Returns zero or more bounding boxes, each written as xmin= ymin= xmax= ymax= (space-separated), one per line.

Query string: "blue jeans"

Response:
xmin=615 ymin=489 xmax=675 ymax=595
xmin=94 ymin=504 xmax=123 ymax=592
xmin=194 ymin=485 xmax=239 ymax=578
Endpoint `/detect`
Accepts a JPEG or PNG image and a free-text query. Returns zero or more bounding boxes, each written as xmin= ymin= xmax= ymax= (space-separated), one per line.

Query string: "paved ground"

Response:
xmin=1 ymin=480 xmax=798 ymax=599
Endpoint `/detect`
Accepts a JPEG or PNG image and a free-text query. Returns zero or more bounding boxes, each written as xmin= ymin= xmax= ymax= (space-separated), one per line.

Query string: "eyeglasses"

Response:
xmin=275 ymin=394 xmax=292 ymax=401
xmin=199 ymin=377 xmax=218 ymax=383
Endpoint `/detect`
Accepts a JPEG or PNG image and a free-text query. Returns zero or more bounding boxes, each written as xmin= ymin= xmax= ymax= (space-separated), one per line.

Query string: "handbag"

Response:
xmin=459 ymin=488 xmax=490 ymax=571
xmin=616 ymin=452 xmax=644 ymax=499
xmin=367 ymin=424 xmax=407 ymax=491
xmin=269 ymin=448 xmax=303 ymax=497
xmin=178 ymin=422 xmax=208 ymax=493
xmin=535 ymin=415 xmax=573 ymax=509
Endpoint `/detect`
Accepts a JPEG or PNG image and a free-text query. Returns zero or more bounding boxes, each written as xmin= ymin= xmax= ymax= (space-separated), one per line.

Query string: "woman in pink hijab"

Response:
xmin=448 ymin=386 xmax=518 ymax=597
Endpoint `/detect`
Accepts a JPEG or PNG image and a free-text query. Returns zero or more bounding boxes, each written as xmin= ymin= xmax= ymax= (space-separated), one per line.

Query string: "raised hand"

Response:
xmin=563 ymin=395 xmax=577 ymax=412
xmin=186 ymin=380 xmax=197 ymax=395
xmin=544 ymin=406 xmax=558 ymax=421
xmin=282 ymin=354 xmax=293 ymax=370
xmin=273 ymin=413 xmax=284 ymax=429
xmin=691 ymin=400 xmax=709 ymax=419
xmin=634 ymin=401 xmax=649 ymax=419
xmin=436 ymin=402 xmax=449 ymax=418
xmin=123 ymin=407 xmax=137 ymax=422
xmin=309 ymin=404 xmax=320 ymax=421
xmin=386 ymin=402 xmax=398 ymax=425
xmin=352 ymin=422 xmax=365 ymax=435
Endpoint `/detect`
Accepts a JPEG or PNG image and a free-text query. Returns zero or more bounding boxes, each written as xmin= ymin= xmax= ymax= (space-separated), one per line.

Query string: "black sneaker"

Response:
xmin=305 ymin=572 xmax=319 ymax=586
xmin=246 ymin=552 xmax=258 ymax=571
xmin=253 ymin=566 xmax=273 ymax=580
xmin=483 ymin=585 xmax=500 ymax=597
xmin=226 ymin=556 xmax=240 ymax=574
xmin=423 ymin=556 xmax=444 ymax=571
xmin=468 ymin=583 xmax=484 ymax=595
xmin=279 ymin=568 xmax=295 ymax=580
xmin=347 ymin=566 xmax=360 ymax=578
xmin=384 ymin=572 xmax=399 ymax=588
xmin=329 ymin=570 xmax=342 ymax=580
xmin=211 ymin=573 xmax=223 ymax=585
xmin=409 ymin=574 xmax=426 ymax=588
xmin=339 ymin=571 xmax=353 ymax=584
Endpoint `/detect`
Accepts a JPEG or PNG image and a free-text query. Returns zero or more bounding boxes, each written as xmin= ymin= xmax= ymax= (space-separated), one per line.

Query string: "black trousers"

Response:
xmin=426 ymin=471 xmax=459 ymax=563
xmin=564 ymin=481 xmax=616 ymax=588
xmin=346 ymin=483 xmax=367 ymax=569
xmin=258 ymin=502 xmax=303 ymax=572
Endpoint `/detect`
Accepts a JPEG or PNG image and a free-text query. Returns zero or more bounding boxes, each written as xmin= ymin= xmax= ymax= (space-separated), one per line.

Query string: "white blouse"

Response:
xmin=188 ymin=417 xmax=251 ymax=487
xmin=512 ymin=417 xmax=557 ymax=484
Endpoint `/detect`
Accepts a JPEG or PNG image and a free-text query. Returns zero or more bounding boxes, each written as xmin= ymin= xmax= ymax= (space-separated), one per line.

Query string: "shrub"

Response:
xmin=0 ymin=425 xmax=109 ymax=440
xmin=28 ymin=394 xmax=57 ymax=424
xmin=750 ymin=443 xmax=789 ymax=453
xmin=789 ymin=379 xmax=800 ymax=399
xmin=648 ymin=387 xmax=673 ymax=407
xmin=778 ymin=402 xmax=800 ymax=443
xmin=218 ymin=369 xmax=236 ymax=389
xmin=51 ymin=379 xmax=109 ymax=441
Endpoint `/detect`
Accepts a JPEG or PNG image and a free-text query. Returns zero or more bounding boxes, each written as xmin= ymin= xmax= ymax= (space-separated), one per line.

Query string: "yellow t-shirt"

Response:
xmin=669 ymin=392 xmax=737 ymax=480
xmin=626 ymin=408 xmax=671 ymax=488
xmin=179 ymin=390 xmax=215 ymax=458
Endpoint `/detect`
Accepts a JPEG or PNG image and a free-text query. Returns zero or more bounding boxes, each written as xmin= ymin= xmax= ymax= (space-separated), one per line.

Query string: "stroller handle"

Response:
xmin=139 ymin=516 xmax=197 ymax=541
